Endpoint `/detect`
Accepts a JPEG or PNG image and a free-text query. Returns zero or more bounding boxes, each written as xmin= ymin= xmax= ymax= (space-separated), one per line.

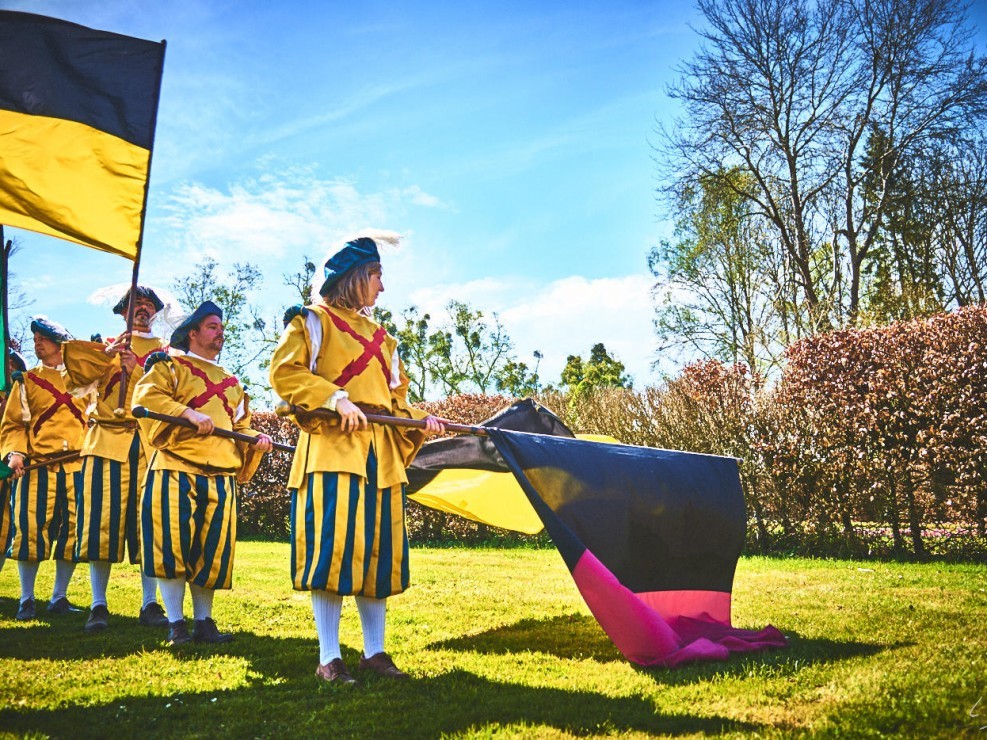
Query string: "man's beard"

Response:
xmin=133 ymin=309 xmax=153 ymax=328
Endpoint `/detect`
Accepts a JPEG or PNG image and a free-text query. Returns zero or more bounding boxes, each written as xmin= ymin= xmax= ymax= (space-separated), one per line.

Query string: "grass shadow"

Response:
xmin=428 ymin=612 xmax=624 ymax=663
xmin=0 ymin=626 xmax=765 ymax=738
xmin=638 ymin=631 xmax=895 ymax=686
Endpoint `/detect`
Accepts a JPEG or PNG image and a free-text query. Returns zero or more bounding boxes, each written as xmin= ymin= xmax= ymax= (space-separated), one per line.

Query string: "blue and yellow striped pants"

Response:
xmin=141 ymin=469 xmax=237 ymax=590
xmin=0 ymin=480 xmax=12 ymax=557
xmin=76 ymin=434 xmax=146 ymax=564
xmin=7 ymin=466 xmax=79 ymax=562
xmin=290 ymin=448 xmax=409 ymax=598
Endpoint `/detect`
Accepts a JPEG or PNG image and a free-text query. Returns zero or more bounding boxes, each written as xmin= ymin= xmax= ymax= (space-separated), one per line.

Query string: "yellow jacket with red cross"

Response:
xmin=62 ymin=333 xmax=167 ymax=462
xmin=0 ymin=363 xmax=89 ymax=472
xmin=269 ymin=303 xmax=429 ymax=490
xmin=132 ymin=352 xmax=264 ymax=483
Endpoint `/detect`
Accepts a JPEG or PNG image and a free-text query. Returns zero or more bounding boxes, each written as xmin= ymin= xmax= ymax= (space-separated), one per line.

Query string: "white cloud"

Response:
xmin=402 ymin=273 xmax=662 ymax=388
xmin=150 ymin=168 xmax=445 ymax=280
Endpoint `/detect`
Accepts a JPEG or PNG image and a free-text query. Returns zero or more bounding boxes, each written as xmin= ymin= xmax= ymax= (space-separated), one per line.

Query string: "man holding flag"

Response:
xmin=133 ymin=301 xmax=272 ymax=645
xmin=61 ymin=286 xmax=170 ymax=632
xmin=1 ymin=318 xmax=90 ymax=620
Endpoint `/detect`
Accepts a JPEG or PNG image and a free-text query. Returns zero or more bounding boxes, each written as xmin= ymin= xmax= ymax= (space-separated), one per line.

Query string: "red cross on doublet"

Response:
xmin=315 ymin=305 xmax=393 ymax=387
xmin=175 ymin=357 xmax=240 ymax=422
xmin=26 ymin=371 xmax=87 ymax=436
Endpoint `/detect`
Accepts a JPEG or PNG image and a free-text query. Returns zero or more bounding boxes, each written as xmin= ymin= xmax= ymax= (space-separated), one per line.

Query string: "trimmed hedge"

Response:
xmin=239 ymin=306 xmax=987 ymax=559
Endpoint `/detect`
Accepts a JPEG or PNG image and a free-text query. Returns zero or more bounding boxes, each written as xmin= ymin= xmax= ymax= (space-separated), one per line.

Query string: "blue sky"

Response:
xmin=4 ymin=0 xmax=987 ymax=395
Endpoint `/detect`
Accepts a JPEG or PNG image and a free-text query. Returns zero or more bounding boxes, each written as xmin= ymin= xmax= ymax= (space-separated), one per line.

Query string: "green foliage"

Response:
xmin=0 ymin=546 xmax=984 ymax=737
xmin=375 ymin=299 xmax=541 ymax=401
xmin=171 ymin=257 xmax=276 ymax=393
xmin=560 ymin=343 xmax=631 ymax=395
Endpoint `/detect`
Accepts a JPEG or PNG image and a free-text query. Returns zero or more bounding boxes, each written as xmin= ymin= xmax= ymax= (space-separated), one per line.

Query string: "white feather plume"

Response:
xmin=86 ymin=282 xmax=181 ymax=335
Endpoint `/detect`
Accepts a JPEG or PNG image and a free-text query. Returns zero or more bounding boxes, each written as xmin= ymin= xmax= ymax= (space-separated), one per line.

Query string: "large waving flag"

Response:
xmin=409 ymin=401 xmax=787 ymax=667
xmin=0 ymin=11 xmax=165 ymax=259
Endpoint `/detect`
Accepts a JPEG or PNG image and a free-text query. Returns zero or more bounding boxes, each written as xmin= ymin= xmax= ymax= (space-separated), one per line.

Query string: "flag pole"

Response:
xmin=114 ymin=39 xmax=168 ymax=416
xmin=1 ymin=226 xmax=11 ymax=394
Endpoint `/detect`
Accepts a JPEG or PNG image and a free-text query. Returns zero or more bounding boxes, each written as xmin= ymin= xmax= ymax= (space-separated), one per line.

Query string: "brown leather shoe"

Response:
xmin=358 ymin=652 xmax=409 ymax=679
xmin=315 ymin=658 xmax=357 ymax=685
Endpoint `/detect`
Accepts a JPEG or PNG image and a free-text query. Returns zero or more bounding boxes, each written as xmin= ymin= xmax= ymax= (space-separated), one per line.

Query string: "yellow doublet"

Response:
xmin=1 ymin=364 xmax=88 ymax=468
xmin=132 ymin=354 xmax=263 ymax=483
xmin=269 ymin=304 xmax=428 ymax=489
xmin=62 ymin=334 xmax=166 ymax=461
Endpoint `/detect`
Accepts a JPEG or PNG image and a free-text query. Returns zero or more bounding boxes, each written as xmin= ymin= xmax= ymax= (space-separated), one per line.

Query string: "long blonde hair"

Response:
xmin=321 ymin=261 xmax=381 ymax=313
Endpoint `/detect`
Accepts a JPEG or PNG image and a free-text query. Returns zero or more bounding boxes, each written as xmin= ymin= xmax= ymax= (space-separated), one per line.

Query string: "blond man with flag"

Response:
xmin=61 ymin=285 xmax=172 ymax=632
xmin=133 ymin=301 xmax=272 ymax=645
xmin=270 ymin=232 xmax=446 ymax=685
xmin=1 ymin=318 xmax=90 ymax=621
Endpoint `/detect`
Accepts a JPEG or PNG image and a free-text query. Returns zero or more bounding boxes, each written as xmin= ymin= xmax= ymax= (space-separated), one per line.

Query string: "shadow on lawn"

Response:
xmin=0 ymin=605 xmax=763 ymax=737
xmin=427 ymin=611 xmax=893 ymax=685
xmin=430 ymin=612 xmax=624 ymax=662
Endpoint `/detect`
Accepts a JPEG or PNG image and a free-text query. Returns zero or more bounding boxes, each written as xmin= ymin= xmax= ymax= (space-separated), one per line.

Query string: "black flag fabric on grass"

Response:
xmin=0 ymin=11 xmax=165 ymax=258
xmin=409 ymin=401 xmax=787 ymax=667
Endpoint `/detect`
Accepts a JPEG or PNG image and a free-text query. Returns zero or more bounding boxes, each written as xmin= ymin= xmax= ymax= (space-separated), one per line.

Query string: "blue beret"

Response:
xmin=318 ymin=237 xmax=381 ymax=296
xmin=170 ymin=301 xmax=223 ymax=352
xmin=143 ymin=351 xmax=172 ymax=372
xmin=7 ymin=349 xmax=27 ymax=373
xmin=30 ymin=317 xmax=73 ymax=343
xmin=282 ymin=304 xmax=309 ymax=327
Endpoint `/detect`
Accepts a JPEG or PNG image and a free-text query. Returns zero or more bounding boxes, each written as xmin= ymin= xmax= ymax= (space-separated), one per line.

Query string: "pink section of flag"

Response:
xmin=572 ymin=549 xmax=787 ymax=667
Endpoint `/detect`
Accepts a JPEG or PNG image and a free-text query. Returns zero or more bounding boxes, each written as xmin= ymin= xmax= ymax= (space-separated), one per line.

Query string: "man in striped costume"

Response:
xmin=270 ymin=232 xmax=446 ymax=685
xmin=1 ymin=318 xmax=90 ymax=621
xmin=133 ymin=300 xmax=273 ymax=646
xmin=61 ymin=286 xmax=170 ymax=632
xmin=0 ymin=348 xmax=27 ymax=577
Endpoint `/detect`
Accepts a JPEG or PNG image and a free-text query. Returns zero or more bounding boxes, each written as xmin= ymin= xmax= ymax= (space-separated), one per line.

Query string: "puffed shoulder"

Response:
xmin=143 ymin=352 xmax=172 ymax=372
xmin=282 ymin=304 xmax=310 ymax=328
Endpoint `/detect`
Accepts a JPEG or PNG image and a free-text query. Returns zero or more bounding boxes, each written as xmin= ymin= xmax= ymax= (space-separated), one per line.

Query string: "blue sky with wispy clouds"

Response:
xmin=4 ymin=0 xmax=987 ymax=395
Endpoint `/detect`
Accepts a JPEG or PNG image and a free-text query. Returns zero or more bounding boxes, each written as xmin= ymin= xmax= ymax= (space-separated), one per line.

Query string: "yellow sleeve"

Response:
xmin=62 ymin=339 xmax=116 ymax=390
xmin=269 ymin=314 xmax=342 ymax=411
xmin=0 ymin=380 xmax=29 ymax=457
xmin=233 ymin=393 xmax=264 ymax=484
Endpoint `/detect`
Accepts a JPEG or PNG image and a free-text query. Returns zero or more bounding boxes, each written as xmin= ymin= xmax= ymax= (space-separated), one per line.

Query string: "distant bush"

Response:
xmin=240 ymin=307 xmax=987 ymax=559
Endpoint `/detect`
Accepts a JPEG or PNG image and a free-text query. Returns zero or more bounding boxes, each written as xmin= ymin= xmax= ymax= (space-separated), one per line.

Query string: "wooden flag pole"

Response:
xmin=274 ymin=400 xmax=489 ymax=437
xmin=114 ymin=39 xmax=168 ymax=417
xmin=1 ymin=227 xmax=11 ymax=393
xmin=130 ymin=405 xmax=295 ymax=453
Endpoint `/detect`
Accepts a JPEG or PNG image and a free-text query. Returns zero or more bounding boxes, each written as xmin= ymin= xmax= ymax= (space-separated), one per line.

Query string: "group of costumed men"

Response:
xmin=0 ymin=231 xmax=446 ymax=684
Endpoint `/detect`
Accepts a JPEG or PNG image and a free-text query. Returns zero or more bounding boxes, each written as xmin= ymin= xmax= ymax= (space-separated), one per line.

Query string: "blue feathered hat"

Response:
xmin=113 ymin=285 xmax=164 ymax=316
xmin=318 ymin=238 xmax=380 ymax=297
xmin=169 ymin=301 xmax=223 ymax=352
xmin=7 ymin=348 xmax=27 ymax=373
xmin=30 ymin=316 xmax=73 ymax=343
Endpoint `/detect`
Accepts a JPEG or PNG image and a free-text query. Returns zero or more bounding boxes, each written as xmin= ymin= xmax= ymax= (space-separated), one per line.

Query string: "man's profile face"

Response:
xmin=188 ymin=315 xmax=224 ymax=358
xmin=33 ymin=332 xmax=60 ymax=364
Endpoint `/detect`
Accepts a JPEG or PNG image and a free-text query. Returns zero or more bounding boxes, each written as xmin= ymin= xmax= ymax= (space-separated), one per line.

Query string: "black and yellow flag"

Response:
xmin=0 ymin=11 xmax=165 ymax=259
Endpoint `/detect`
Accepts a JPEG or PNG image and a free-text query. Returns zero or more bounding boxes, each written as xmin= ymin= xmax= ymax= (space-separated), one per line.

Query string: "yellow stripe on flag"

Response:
xmin=0 ymin=110 xmax=149 ymax=259
xmin=409 ymin=434 xmax=621 ymax=535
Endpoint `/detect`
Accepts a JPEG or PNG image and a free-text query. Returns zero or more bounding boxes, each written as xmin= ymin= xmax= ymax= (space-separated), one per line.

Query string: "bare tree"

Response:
xmin=658 ymin=0 xmax=987 ymax=329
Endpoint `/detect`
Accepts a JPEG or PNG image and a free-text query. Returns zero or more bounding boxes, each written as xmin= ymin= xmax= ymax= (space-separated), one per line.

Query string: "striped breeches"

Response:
xmin=7 ymin=466 xmax=80 ymax=562
xmin=76 ymin=435 xmax=146 ymax=564
xmin=141 ymin=469 xmax=237 ymax=590
xmin=290 ymin=448 xmax=409 ymax=598
xmin=0 ymin=480 xmax=11 ymax=556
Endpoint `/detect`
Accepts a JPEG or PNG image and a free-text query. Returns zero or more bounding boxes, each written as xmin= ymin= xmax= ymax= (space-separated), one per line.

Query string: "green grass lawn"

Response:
xmin=0 ymin=543 xmax=984 ymax=738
